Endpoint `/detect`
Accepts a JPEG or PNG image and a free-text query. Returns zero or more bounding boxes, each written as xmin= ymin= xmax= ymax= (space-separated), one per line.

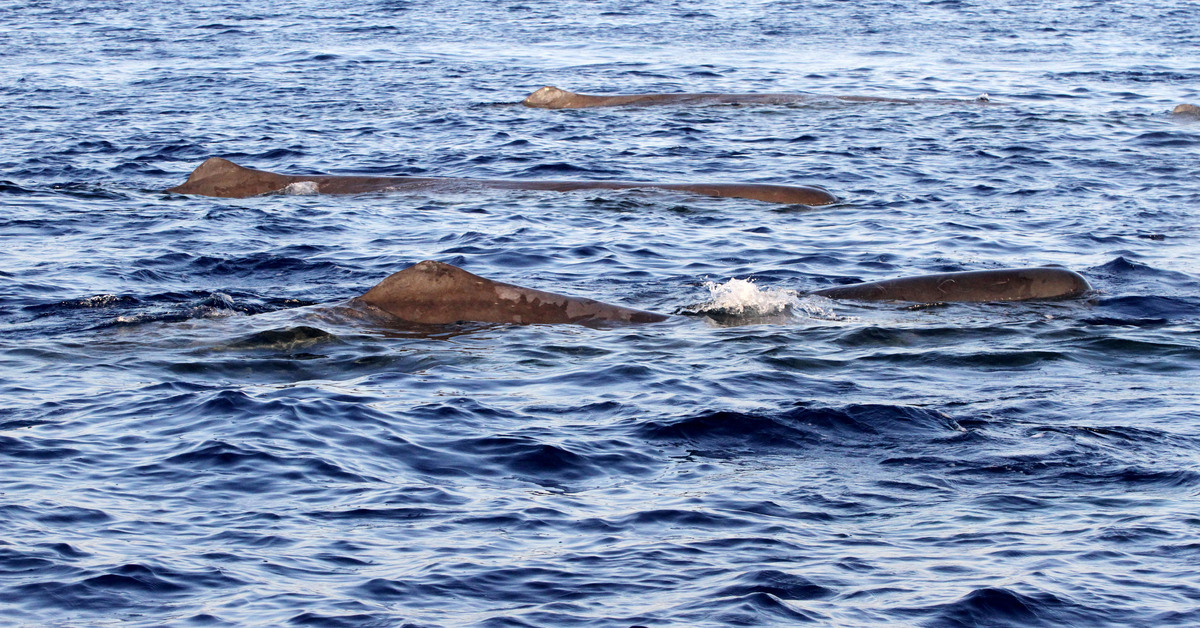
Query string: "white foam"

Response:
xmin=792 ymin=295 xmax=841 ymax=321
xmin=701 ymin=278 xmax=794 ymax=317
xmin=690 ymin=277 xmax=844 ymax=321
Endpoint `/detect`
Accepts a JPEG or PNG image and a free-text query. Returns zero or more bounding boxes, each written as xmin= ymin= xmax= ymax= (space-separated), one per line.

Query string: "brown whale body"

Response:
xmin=355 ymin=260 xmax=668 ymax=325
xmin=523 ymin=85 xmax=989 ymax=109
xmin=167 ymin=157 xmax=837 ymax=205
xmin=355 ymin=264 xmax=1089 ymax=327
xmin=812 ymin=267 xmax=1091 ymax=303
xmin=1172 ymin=104 xmax=1200 ymax=118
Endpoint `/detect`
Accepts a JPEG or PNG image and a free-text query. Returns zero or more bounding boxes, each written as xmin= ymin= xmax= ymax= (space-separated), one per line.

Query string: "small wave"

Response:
xmin=247 ymin=148 xmax=306 ymax=161
xmin=31 ymin=506 xmax=112 ymax=525
xmin=147 ymin=438 xmax=371 ymax=486
xmin=516 ymin=163 xmax=621 ymax=176
xmin=190 ymin=253 xmax=344 ymax=278
xmin=1050 ymin=70 xmax=1200 ymax=83
xmin=438 ymin=434 xmax=658 ymax=486
xmin=716 ymin=569 xmax=835 ymax=601
xmin=45 ymin=183 xmax=130 ymax=201
xmin=106 ymin=295 xmax=242 ymax=327
xmin=920 ymin=586 xmax=1102 ymax=627
xmin=9 ymin=562 xmax=246 ymax=614
xmin=0 ymin=181 xmax=41 ymax=197
xmin=1095 ymin=296 xmax=1198 ymax=321
xmin=224 ymin=326 xmax=338 ymax=351
xmin=1088 ymin=258 xmax=1200 ymax=302
xmin=1131 ymin=131 xmax=1198 ymax=147
xmin=1094 ymin=256 xmax=1175 ymax=276
xmin=638 ymin=403 xmax=962 ymax=454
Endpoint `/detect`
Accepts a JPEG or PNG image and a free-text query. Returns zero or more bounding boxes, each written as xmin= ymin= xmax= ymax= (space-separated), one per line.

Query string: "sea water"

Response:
xmin=2 ymin=0 xmax=1199 ymax=625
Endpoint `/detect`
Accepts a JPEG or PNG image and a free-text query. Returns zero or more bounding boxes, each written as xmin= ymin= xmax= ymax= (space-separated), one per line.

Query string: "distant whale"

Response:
xmin=354 ymin=260 xmax=668 ymax=325
xmin=1172 ymin=104 xmax=1200 ymax=118
xmin=167 ymin=157 xmax=838 ymax=205
xmin=812 ymin=267 xmax=1090 ymax=303
xmin=522 ymin=85 xmax=991 ymax=109
xmin=352 ymin=263 xmax=1089 ymax=327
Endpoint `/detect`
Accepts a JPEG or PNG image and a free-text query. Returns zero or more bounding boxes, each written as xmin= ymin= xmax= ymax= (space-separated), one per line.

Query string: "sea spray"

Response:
xmin=683 ymin=278 xmax=840 ymax=321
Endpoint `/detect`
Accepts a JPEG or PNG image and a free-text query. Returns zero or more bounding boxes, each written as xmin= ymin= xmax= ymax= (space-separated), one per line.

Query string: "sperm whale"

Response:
xmin=811 ymin=267 xmax=1091 ymax=303
xmin=351 ymin=263 xmax=1090 ymax=326
xmin=522 ymin=85 xmax=991 ymax=109
xmin=354 ymin=261 xmax=668 ymax=325
xmin=167 ymin=157 xmax=838 ymax=206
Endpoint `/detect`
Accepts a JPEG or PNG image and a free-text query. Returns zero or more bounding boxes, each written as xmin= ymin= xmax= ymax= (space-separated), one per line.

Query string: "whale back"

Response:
xmin=812 ymin=267 xmax=1091 ymax=303
xmin=356 ymin=261 xmax=668 ymax=325
xmin=522 ymin=85 xmax=989 ymax=109
xmin=1173 ymin=104 xmax=1200 ymax=118
xmin=167 ymin=157 xmax=296 ymax=198
xmin=523 ymin=86 xmax=579 ymax=108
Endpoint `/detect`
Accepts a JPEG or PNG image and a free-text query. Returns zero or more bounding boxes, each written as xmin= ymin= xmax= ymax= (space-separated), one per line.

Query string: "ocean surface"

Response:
xmin=2 ymin=1 xmax=1199 ymax=626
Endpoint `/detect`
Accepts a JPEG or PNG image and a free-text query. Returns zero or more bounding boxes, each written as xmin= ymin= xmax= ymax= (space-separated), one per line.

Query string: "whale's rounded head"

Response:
xmin=523 ymin=86 xmax=574 ymax=108
xmin=1172 ymin=104 xmax=1200 ymax=118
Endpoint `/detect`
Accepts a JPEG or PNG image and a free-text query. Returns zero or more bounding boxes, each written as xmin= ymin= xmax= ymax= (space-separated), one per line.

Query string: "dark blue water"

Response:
xmin=3 ymin=1 xmax=1200 ymax=626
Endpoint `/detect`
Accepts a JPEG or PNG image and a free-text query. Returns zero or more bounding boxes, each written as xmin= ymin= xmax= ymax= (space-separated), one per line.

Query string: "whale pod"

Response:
xmin=354 ymin=261 xmax=669 ymax=325
xmin=167 ymin=157 xmax=837 ymax=205
xmin=522 ymin=85 xmax=990 ymax=109
xmin=812 ymin=267 xmax=1091 ymax=303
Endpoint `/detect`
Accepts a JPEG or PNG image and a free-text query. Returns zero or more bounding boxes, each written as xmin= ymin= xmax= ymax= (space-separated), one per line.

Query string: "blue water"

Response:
xmin=3 ymin=1 xmax=1200 ymax=626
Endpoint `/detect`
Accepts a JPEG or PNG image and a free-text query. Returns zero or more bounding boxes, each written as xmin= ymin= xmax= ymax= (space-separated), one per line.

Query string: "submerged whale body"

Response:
xmin=355 ymin=261 xmax=668 ymax=325
xmin=167 ymin=157 xmax=838 ymax=205
xmin=812 ymin=267 xmax=1091 ymax=303
xmin=522 ymin=85 xmax=991 ymax=109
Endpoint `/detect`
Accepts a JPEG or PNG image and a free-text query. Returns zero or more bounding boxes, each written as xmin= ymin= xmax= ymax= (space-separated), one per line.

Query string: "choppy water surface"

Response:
xmin=3 ymin=1 xmax=1200 ymax=626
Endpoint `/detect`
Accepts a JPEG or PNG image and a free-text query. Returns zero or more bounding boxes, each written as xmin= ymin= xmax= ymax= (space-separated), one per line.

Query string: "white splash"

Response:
xmin=689 ymin=277 xmax=843 ymax=321
xmin=695 ymin=278 xmax=798 ymax=317
xmin=281 ymin=181 xmax=320 ymax=195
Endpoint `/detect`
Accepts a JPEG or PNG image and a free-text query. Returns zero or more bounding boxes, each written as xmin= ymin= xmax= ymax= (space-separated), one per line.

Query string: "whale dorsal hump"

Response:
xmin=167 ymin=157 xmax=293 ymax=198
xmin=522 ymin=86 xmax=576 ymax=108
xmin=1172 ymin=103 xmax=1200 ymax=117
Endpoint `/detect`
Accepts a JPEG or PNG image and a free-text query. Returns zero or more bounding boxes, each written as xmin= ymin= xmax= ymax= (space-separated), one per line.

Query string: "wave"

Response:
xmin=7 ymin=562 xmax=246 ymax=615
xmin=637 ymin=403 xmax=962 ymax=454
xmin=917 ymin=586 xmax=1103 ymax=627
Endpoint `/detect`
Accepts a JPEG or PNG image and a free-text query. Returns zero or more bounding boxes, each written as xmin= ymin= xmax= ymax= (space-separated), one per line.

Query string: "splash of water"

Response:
xmin=701 ymin=278 xmax=795 ymax=317
xmin=686 ymin=277 xmax=839 ymax=321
